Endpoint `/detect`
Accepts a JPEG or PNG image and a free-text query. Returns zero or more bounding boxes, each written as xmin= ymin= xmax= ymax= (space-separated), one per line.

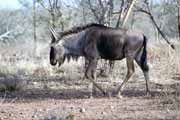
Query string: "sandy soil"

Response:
xmin=0 ymin=97 xmax=179 ymax=120
xmin=0 ymin=78 xmax=180 ymax=120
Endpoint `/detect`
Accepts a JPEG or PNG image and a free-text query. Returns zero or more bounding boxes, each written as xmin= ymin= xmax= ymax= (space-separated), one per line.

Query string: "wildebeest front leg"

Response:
xmin=109 ymin=60 xmax=115 ymax=74
xmin=116 ymin=57 xmax=135 ymax=98
xmin=85 ymin=59 xmax=106 ymax=96
xmin=82 ymin=59 xmax=89 ymax=80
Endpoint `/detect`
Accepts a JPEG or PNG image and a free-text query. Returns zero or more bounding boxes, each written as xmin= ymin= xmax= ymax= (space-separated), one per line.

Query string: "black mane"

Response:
xmin=60 ymin=23 xmax=108 ymax=38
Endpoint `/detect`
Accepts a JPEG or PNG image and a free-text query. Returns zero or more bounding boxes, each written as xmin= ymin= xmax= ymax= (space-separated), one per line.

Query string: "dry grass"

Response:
xmin=0 ymin=42 xmax=180 ymax=91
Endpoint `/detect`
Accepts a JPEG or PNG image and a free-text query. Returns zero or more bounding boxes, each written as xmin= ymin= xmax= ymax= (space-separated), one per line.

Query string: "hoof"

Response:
xmin=89 ymin=95 xmax=94 ymax=99
xmin=106 ymin=92 xmax=112 ymax=98
xmin=103 ymin=92 xmax=106 ymax=96
xmin=115 ymin=93 xmax=123 ymax=99
xmin=116 ymin=95 xmax=123 ymax=99
xmin=101 ymin=90 xmax=106 ymax=96
xmin=89 ymin=92 xmax=93 ymax=99
xmin=92 ymin=90 xmax=97 ymax=96
xmin=145 ymin=91 xmax=151 ymax=97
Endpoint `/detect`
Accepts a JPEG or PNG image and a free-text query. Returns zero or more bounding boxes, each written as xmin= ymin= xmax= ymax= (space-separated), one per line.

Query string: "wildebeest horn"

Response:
xmin=49 ymin=26 xmax=60 ymax=41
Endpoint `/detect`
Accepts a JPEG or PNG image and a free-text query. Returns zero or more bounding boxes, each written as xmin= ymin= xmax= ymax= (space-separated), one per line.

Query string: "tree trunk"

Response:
xmin=121 ymin=0 xmax=137 ymax=27
xmin=177 ymin=5 xmax=180 ymax=41
xmin=82 ymin=7 xmax=87 ymax=24
xmin=50 ymin=10 xmax=56 ymax=28
xmin=130 ymin=12 xmax=135 ymax=29
xmin=33 ymin=0 xmax=37 ymax=57
xmin=115 ymin=0 xmax=124 ymax=28
xmin=106 ymin=0 xmax=113 ymax=26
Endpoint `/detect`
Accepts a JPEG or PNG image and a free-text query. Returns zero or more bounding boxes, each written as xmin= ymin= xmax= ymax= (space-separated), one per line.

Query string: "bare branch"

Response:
xmin=115 ymin=0 xmax=124 ymax=28
xmin=98 ymin=0 xmax=104 ymax=9
xmin=49 ymin=0 xmax=53 ymax=10
xmin=0 ymin=31 xmax=13 ymax=41
xmin=38 ymin=0 xmax=51 ymax=12
xmin=121 ymin=0 xmax=138 ymax=27
xmin=135 ymin=2 xmax=175 ymax=49
xmin=87 ymin=0 xmax=100 ymax=23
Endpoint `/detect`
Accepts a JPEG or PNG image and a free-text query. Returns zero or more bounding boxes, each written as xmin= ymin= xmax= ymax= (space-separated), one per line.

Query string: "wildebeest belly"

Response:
xmin=97 ymin=36 xmax=125 ymax=60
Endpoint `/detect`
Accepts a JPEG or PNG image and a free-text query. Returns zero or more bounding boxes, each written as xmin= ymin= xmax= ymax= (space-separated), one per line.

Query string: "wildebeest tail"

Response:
xmin=140 ymin=35 xmax=149 ymax=71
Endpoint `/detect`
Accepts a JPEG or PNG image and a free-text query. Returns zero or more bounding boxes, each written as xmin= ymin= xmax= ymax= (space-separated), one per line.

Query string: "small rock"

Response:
xmin=32 ymin=109 xmax=37 ymax=118
xmin=0 ymin=110 xmax=6 ymax=113
xmin=43 ymin=108 xmax=47 ymax=112
xmin=8 ymin=113 xmax=12 ymax=117
xmin=101 ymin=111 xmax=106 ymax=115
xmin=110 ymin=105 xmax=114 ymax=109
xmin=70 ymin=106 xmax=74 ymax=110
xmin=33 ymin=82 xmax=38 ymax=85
xmin=79 ymin=108 xmax=85 ymax=113
xmin=66 ymin=114 xmax=75 ymax=120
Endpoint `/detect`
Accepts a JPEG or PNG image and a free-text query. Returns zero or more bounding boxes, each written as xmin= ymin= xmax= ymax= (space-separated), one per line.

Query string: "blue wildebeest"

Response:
xmin=49 ymin=23 xmax=150 ymax=97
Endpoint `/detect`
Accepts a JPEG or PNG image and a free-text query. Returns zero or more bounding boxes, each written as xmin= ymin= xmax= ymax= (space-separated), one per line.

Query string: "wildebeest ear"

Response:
xmin=49 ymin=26 xmax=61 ymax=43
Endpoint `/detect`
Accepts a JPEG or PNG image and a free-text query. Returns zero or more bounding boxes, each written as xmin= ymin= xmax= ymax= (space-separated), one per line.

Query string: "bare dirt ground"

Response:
xmin=0 ymin=44 xmax=180 ymax=120
xmin=0 ymin=74 xmax=180 ymax=120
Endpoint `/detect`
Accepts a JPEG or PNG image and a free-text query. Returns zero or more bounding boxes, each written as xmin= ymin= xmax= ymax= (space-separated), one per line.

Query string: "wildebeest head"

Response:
xmin=49 ymin=27 xmax=65 ymax=66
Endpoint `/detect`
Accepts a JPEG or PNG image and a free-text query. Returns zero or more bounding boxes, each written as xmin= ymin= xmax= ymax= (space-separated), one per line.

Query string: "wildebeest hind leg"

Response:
xmin=135 ymin=59 xmax=150 ymax=95
xmin=144 ymin=71 xmax=150 ymax=95
xmin=116 ymin=57 xmax=135 ymax=98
